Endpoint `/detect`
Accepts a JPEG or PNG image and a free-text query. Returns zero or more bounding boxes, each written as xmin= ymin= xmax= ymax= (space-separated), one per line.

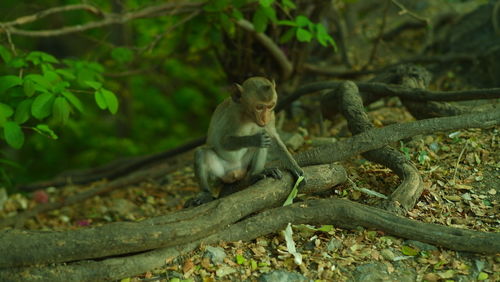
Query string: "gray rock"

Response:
xmin=216 ymin=265 xmax=236 ymax=277
xmin=204 ymin=246 xmax=226 ymax=265
xmin=109 ymin=198 xmax=137 ymax=215
xmin=404 ymin=240 xmax=438 ymax=251
xmin=259 ymin=270 xmax=308 ymax=282
xmin=381 ymin=249 xmax=396 ymax=261
xmin=353 ymin=263 xmax=390 ymax=282
xmin=327 ymin=238 xmax=342 ymax=252
xmin=284 ymin=132 xmax=305 ymax=151
xmin=354 ymin=262 xmax=416 ymax=282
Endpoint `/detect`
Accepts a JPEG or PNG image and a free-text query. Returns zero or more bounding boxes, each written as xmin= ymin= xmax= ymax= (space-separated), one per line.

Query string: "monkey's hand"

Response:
xmin=252 ymin=132 xmax=272 ymax=148
xmin=249 ymin=168 xmax=283 ymax=184
xmin=289 ymin=166 xmax=306 ymax=186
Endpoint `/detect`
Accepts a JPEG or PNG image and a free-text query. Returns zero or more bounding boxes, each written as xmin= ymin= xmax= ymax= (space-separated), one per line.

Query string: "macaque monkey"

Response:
xmin=194 ymin=77 xmax=304 ymax=200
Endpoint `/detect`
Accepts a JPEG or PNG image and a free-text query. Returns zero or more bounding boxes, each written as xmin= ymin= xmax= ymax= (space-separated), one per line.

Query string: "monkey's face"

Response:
xmin=252 ymin=102 xmax=275 ymax=127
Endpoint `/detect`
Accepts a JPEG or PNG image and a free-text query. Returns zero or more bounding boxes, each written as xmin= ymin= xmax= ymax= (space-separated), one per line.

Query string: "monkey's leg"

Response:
xmin=194 ymin=147 xmax=225 ymax=198
xmin=248 ymin=148 xmax=283 ymax=183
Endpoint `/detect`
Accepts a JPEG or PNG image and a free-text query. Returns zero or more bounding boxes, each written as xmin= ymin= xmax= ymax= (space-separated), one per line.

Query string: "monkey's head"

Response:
xmin=233 ymin=77 xmax=277 ymax=127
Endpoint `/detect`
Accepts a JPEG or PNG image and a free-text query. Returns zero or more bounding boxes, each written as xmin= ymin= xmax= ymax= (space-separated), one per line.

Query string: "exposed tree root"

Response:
xmin=0 ymin=164 xmax=347 ymax=268
xmin=294 ymin=109 xmax=500 ymax=166
xmin=336 ymin=81 xmax=424 ymax=213
xmin=2 ymin=197 xmax=498 ymax=281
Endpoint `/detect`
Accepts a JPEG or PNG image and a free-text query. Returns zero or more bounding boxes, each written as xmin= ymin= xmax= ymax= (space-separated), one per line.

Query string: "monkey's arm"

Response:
xmin=268 ymin=129 xmax=304 ymax=179
xmin=220 ymin=133 xmax=271 ymax=151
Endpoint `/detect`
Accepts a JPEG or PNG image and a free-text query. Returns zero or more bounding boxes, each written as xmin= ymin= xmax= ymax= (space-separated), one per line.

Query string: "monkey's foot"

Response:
xmin=263 ymin=167 xmax=283 ymax=179
xmin=250 ymin=168 xmax=283 ymax=184
xmin=183 ymin=192 xmax=215 ymax=208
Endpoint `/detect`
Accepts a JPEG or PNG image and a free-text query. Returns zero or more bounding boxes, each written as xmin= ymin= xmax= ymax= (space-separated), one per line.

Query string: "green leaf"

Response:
xmin=282 ymin=0 xmax=296 ymax=9
xmin=15 ymin=99 xmax=33 ymax=124
xmin=283 ymin=175 xmax=304 ymax=206
xmin=252 ymin=7 xmax=268 ymax=33
xmin=316 ymin=23 xmax=329 ymax=47
xmin=9 ymin=57 xmax=26 ymax=68
xmin=86 ymin=81 xmax=102 ymax=90
xmin=55 ymin=69 xmax=76 ymax=80
xmin=52 ymin=96 xmax=70 ymax=124
xmin=31 ymin=92 xmax=55 ymax=119
xmin=259 ymin=0 xmax=274 ymax=7
xmin=62 ymin=91 xmax=84 ymax=113
xmin=34 ymin=124 xmax=58 ymax=139
xmin=0 ymin=103 xmax=14 ymax=120
xmin=317 ymin=225 xmax=334 ymax=232
xmin=236 ymin=254 xmax=247 ymax=264
xmin=0 ymin=75 xmax=22 ymax=94
xmin=296 ymin=28 xmax=312 ymax=42
xmin=23 ymin=78 xmax=36 ymax=97
xmin=25 ymin=74 xmax=52 ymax=91
xmin=26 ymin=51 xmax=59 ymax=65
xmin=111 ymin=47 xmax=133 ymax=64
xmin=477 ymin=272 xmax=488 ymax=281
xmin=219 ymin=13 xmax=235 ymax=34
xmin=231 ymin=9 xmax=244 ymax=20
xmin=401 ymin=245 xmax=419 ymax=256
xmin=43 ymin=70 xmax=62 ymax=84
xmin=277 ymin=20 xmax=297 ymax=26
xmin=95 ymin=89 xmax=107 ymax=110
xmin=295 ymin=15 xmax=311 ymax=27
xmin=279 ymin=27 xmax=296 ymax=43
xmin=0 ymin=45 xmax=12 ymax=63
xmin=3 ymin=121 xmax=24 ymax=149
xmin=101 ymin=89 xmax=119 ymax=114
xmin=262 ymin=6 xmax=277 ymax=22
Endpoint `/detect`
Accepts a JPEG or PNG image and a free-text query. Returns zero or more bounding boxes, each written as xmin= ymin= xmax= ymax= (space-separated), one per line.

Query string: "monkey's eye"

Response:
xmin=256 ymin=105 xmax=265 ymax=111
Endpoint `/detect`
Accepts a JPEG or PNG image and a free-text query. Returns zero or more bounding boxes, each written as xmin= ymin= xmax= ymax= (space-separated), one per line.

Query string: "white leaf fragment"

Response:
xmin=283 ymin=223 xmax=302 ymax=265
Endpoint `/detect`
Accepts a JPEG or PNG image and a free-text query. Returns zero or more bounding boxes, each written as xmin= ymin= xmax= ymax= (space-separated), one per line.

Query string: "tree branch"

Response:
xmin=278 ymin=81 xmax=500 ymax=111
xmin=236 ymin=19 xmax=293 ymax=80
xmin=0 ymin=1 xmax=204 ymax=37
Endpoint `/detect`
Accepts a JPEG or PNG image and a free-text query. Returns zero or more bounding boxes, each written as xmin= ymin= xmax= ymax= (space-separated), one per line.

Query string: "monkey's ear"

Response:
xmin=232 ymin=83 xmax=243 ymax=103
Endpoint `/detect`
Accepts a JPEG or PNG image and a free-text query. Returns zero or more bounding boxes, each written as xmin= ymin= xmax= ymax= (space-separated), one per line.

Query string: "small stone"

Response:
xmin=381 ymin=249 xmax=396 ymax=261
xmin=404 ymin=240 xmax=438 ymax=251
xmin=353 ymin=263 xmax=390 ymax=282
xmin=444 ymin=195 xmax=461 ymax=202
xmin=327 ymin=238 xmax=342 ymax=252
xmin=109 ymin=198 xmax=137 ymax=215
xmin=283 ymin=132 xmax=305 ymax=151
xmin=259 ymin=270 xmax=308 ymax=282
xmin=204 ymin=246 xmax=226 ymax=265
xmin=215 ymin=265 xmax=236 ymax=277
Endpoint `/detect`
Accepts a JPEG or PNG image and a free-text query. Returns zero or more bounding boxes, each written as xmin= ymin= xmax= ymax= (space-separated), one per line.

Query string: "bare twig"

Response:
xmin=1 ymin=4 xmax=102 ymax=27
xmin=141 ymin=10 xmax=200 ymax=53
xmin=366 ymin=0 xmax=391 ymax=67
xmin=236 ymin=19 xmax=293 ymax=79
xmin=452 ymin=139 xmax=469 ymax=185
xmin=304 ymin=53 xmax=477 ymax=78
xmin=493 ymin=0 xmax=500 ymax=35
xmin=348 ymin=177 xmax=388 ymax=199
xmin=390 ymin=0 xmax=429 ymax=24
xmin=0 ymin=1 xmax=204 ymax=37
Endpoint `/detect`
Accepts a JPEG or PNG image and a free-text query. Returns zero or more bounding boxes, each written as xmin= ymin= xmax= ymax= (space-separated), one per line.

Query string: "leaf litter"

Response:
xmin=0 ymin=108 xmax=498 ymax=281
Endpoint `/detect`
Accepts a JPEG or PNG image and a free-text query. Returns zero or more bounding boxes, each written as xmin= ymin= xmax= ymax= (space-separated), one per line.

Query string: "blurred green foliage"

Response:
xmin=0 ymin=0 xmax=335 ymax=190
